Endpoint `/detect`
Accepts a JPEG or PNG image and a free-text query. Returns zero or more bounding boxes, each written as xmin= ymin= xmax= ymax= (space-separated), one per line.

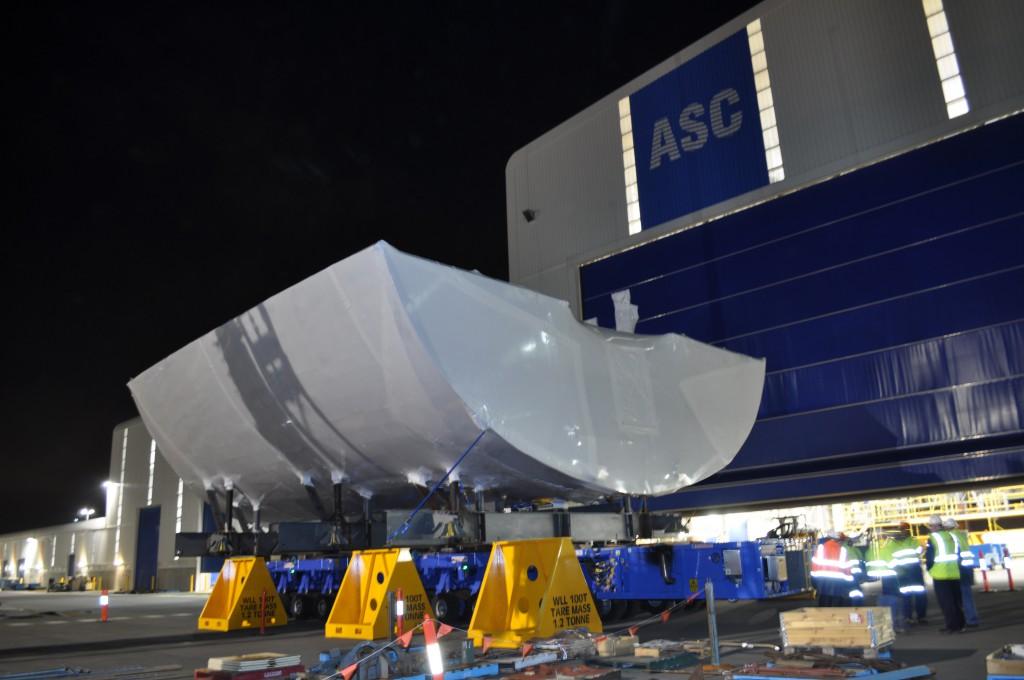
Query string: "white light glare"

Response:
xmin=426 ymin=642 xmax=445 ymax=676
xmin=618 ymin=96 xmax=642 ymax=235
xmin=922 ymin=0 xmax=969 ymax=119
xmin=747 ymin=18 xmax=785 ymax=183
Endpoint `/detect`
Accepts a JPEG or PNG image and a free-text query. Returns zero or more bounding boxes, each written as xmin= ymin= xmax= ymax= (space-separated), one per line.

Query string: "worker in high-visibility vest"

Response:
xmin=841 ymin=533 xmax=866 ymax=607
xmin=926 ymin=515 xmax=965 ymax=633
xmin=865 ymin=529 xmax=902 ymax=630
xmin=890 ymin=522 xmax=927 ymax=625
xmin=944 ymin=517 xmax=979 ymax=627
xmin=811 ymin=531 xmax=854 ymax=606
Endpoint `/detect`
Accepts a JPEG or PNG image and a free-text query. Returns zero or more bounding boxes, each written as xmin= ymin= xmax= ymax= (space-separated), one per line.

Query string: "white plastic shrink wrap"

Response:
xmin=128 ymin=242 xmax=765 ymax=521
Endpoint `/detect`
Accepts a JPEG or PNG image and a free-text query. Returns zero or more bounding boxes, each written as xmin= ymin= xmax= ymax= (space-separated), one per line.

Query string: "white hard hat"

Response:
xmin=942 ymin=517 xmax=957 ymax=529
xmin=927 ymin=515 xmax=942 ymax=528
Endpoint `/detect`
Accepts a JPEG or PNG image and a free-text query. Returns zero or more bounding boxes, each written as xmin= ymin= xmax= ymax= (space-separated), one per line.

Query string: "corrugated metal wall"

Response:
xmin=506 ymin=105 xmax=627 ymax=297
xmin=507 ymin=0 xmax=1024 ymax=313
xmin=945 ymin=0 xmax=1024 ymax=112
xmin=765 ymin=0 xmax=944 ymax=176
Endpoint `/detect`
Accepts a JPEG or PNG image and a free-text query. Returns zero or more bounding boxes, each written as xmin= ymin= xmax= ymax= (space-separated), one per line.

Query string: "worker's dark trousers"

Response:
xmin=879 ymin=577 xmax=904 ymax=628
xmin=897 ymin=564 xmax=927 ymax=622
xmin=903 ymin=590 xmax=927 ymax=622
xmin=933 ymin=578 xmax=965 ymax=631
xmin=960 ymin=569 xmax=979 ymax=625
xmin=816 ymin=578 xmax=850 ymax=607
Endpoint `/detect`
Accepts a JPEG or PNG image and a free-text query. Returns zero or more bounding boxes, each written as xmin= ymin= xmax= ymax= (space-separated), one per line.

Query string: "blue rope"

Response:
xmin=387 ymin=429 xmax=487 ymax=542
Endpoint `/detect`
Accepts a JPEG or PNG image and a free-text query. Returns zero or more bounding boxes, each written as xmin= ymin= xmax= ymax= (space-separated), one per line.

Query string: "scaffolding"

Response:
xmin=835 ymin=485 xmax=1024 ymax=534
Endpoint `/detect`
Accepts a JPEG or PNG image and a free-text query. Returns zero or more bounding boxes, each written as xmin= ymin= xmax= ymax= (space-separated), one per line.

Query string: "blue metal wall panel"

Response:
xmin=739 ymin=376 xmax=1024 ymax=468
xmin=589 ymin=169 xmax=1024 ymax=320
xmin=715 ymin=267 xmax=1024 ymax=372
xmin=629 ymin=30 xmax=768 ymax=228
xmin=134 ymin=506 xmax=160 ymax=592
xmin=580 ymin=113 xmax=1024 ymax=508
xmin=635 ymin=216 xmax=1022 ymax=342
xmin=761 ymin=321 xmax=1024 ymax=418
xmin=581 ymin=120 xmax=1024 ymax=298
xmin=648 ymin=446 xmax=1024 ymax=510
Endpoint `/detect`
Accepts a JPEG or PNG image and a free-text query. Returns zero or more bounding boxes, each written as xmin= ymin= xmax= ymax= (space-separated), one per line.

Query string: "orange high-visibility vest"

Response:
xmin=811 ymin=539 xmax=854 ymax=581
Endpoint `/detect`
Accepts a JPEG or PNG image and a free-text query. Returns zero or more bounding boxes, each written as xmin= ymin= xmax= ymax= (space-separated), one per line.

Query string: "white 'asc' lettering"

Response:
xmin=678 ymin=103 xmax=707 ymax=151
xmin=710 ymin=88 xmax=742 ymax=137
xmin=649 ymin=118 xmax=680 ymax=170
xmin=649 ymin=87 xmax=744 ymax=170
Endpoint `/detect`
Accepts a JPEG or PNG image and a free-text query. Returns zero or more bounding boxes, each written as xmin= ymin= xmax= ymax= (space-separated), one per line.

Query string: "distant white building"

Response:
xmin=0 ymin=418 xmax=210 ymax=592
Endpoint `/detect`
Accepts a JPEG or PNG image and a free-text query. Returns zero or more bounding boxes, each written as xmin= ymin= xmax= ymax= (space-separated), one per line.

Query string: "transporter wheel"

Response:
xmin=595 ymin=598 xmax=615 ymax=621
xmin=599 ymin=599 xmax=629 ymax=622
xmin=289 ymin=594 xmax=309 ymax=619
xmin=316 ymin=594 xmax=333 ymax=620
xmin=432 ymin=592 xmax=462 ymax=625
xmin=280 ymin=593 xmax=294 ymax=618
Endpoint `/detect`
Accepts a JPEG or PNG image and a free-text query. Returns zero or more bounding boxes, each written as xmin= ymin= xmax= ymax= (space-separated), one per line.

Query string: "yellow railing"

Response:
xmin=846 ymin=485 xmax=1024 ymax=531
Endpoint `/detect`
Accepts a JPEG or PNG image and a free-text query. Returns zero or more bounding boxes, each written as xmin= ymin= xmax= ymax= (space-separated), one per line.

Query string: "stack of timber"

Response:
xmin=595 ymin=635 xmax=637 ymax=657
xmin=779 ymin=607 xmax=894 ymax=657
xmin=633 ymin=639 xmax=689 ymax=657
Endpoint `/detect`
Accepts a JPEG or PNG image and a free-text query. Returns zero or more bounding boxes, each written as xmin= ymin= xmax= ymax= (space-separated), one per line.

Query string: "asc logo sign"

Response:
xmin=628 ymin=30 xmax=769 ymax=230
xmin=649 ymin=88 xmax=744 ymax=169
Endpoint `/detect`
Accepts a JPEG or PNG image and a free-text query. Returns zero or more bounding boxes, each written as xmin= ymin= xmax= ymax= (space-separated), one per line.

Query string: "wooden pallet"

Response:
xmin=780 ymin=643 xmax=893 ymax=660
xmin=779 ymin=607 xmax=894 ymax=652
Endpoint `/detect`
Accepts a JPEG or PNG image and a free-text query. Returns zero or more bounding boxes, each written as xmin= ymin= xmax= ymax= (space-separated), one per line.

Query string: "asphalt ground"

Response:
xmin=1 ymin=572 xmax=1021 ymax=678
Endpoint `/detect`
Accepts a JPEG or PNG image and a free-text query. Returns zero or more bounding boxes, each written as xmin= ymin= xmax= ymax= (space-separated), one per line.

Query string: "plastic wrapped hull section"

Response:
xmin=128 ymin=242 xmax=765 ymax=521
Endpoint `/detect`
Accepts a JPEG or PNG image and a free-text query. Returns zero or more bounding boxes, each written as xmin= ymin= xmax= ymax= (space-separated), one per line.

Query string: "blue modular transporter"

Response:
xmin=267 ymin=539 xmax=809 ymax=624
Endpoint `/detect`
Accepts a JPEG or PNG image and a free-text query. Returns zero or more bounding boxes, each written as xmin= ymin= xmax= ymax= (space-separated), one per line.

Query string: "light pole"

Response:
xmin=78 ymin=507 xmax=95 ymax=522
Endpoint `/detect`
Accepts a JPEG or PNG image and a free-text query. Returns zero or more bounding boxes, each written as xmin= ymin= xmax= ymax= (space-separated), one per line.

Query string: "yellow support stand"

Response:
xmin=468 ymin=537 xmax=602 ymax=649
xmin=326 ymin=548 xmax=433 ymax=640
xmin=198 ymin=557 xmax=287 ymax=631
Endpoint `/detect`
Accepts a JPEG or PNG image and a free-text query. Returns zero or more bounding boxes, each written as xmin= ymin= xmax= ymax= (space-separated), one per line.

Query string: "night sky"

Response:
xmin=4 ymin=2 xmax=757 ymax=534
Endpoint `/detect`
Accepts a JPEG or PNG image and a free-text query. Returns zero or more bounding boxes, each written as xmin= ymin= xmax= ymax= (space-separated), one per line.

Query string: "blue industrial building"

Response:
xmin=506 ymin=0 xmax=1024 ymax=510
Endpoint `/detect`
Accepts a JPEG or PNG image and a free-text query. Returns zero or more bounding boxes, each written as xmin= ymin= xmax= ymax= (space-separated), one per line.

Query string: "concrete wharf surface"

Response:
xmin=1 ymin=576 xmax=1021 ymax=678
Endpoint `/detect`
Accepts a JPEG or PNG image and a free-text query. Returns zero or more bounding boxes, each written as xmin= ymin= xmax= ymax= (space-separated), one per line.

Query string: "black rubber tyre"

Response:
xmin=432 ymin=592 xmax=462 ymax=625
xmin=595 ymin=597 xmax=615 ymax=621
xmin=316 ymin=594 xmax=332 ymax=620
xmin=289 ymin=594 xmax=309 ymax=619
xmin=606 ymin=599 xmax=629 ymax=621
